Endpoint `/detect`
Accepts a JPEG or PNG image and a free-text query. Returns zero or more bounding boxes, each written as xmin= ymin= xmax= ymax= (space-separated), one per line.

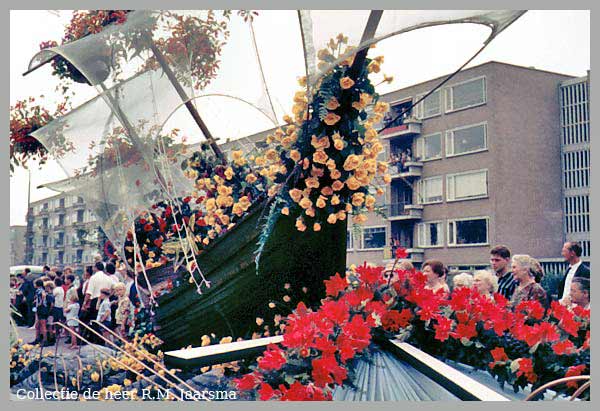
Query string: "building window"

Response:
xmin=76 ymin=249 xmax=84 ymax=263
xmin=361 ymin=226 xmax=386 ymax=249
xmin=415 ymin=89 xmax=441 ymax=119
xmin=446 ymin=123 xmax=487 ymax=157
xmin=59 ymin=198 xmax=65 ymax=208
xmin=58 ymin=214 xmax=65 ymax=226
xmin=347 ymin=230 xmax=354 ymax=250
xmin=77 ymin=210 xmax=84 ymax=223
xmin=418 ymin=176 xmax=443 ymax=204
xmin=417 ymin=221 xmax=443 ymax=247
xmin=447 ymin=169 xmax=488 ymax=201
xmin=445 ymin=77 xmax=486 ymax=112
xmin=415 ymin=133 xmax=442 ymax=161
xmin=42 ymin=252 xmax=48 ymax=263
xmin=448 ymin=217 xmax=489 ymax=246
xmin=564 ymin=195 xmax=590 ymax=234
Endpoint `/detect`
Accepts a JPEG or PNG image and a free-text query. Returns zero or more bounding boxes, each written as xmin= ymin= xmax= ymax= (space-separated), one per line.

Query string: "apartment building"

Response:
xmin=9 ymin=225 xmax=27 ymax=266
xmin=346 ymin=61 xmax=579 ymax=271
xmin=559 ymin=74 xmax=590 ymax=258
xmin=26 ymin=193 xmax=102 ymax=272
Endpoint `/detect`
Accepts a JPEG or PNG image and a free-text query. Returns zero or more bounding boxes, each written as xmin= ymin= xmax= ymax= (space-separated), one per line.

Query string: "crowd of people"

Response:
xmin=387 ymin=242 xmax=590 ymax=311
xmin=11 ymin=258 xmax=141 ymax=348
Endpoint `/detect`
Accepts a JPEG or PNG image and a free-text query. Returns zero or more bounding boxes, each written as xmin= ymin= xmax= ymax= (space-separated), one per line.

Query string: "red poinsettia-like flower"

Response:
xmin=381 ymin=309 xmax=412 ymax=332
xmin=337 ymin=315 xmax=372 ymax=362
xmin=433 ymin=315 xmax=453 ymax=342
xmin=314 ymin=336 xmax=337 ymax=355
xmin=355 ymin=263 xmax=384 ymax=286
xmin=311 ymin=354 xmax=348 ymax=388
xmin=515 ymin=300 xmax=546 ymax=321
xmin=321 ymin=300 xmax=350 ymax=325
xmin=552 ymin=339 xmax=576 ymax=356
xmin=235 ymin=372 xmax=261 ymax=390
xmin=343 ymin=286 xmax=374 ymax=308
xmin=395 ymin=247 xmax=408 ymax=259
xmin=258 ymin=382 xmax=279 ymax=400
xmin=515 ymin=358 xmax=537 ymax=384
xmin=452 ymin=320 xmax=478 ymax=341
xmin=524 ymin=321 xmax=560 ymax=347
xmin=488 ymin=347 xmax=509 ymax=369
xmin=565 ymin=364 xmax=588 ymax=388
xmin=324 ymin=272 xmax=348 ymax=298
xmin=258 ymin=344 xmax=287 ymax=371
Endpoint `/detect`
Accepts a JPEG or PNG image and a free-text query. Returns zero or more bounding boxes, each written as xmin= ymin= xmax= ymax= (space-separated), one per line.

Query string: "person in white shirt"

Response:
xmin=559 ymin=242 xmax=590 ymax=305
xmin=83 ymin=262 xmax=115 ymax=321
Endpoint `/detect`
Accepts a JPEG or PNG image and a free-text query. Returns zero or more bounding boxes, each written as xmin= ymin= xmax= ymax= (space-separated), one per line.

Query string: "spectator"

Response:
xmin=473 ymin=270 xmax=499 ymax=298
xmin=510 ymin=255 xmax=548 ymax=308
xmin=114 ymin=282 xmax=134 ymax=338
xmin=82 ymin=262 xmax=114 ymax=326
xmin=17 ymin=269 xmax=35 ymax=326
xmin=64 ymin=274 xmax=78 ymax=311
xmin=52 ymin=277 xmax=65 ymax=337
xmin=559 ymin=241 xmax=590 ymax=304
xmin=423 ymin=260 xmax=450 ymax=297
xmin=64 ymin=293 xmax=80 ymax=349
xmin=383 ymin=260 xmax=414 ymax=284
xmin=490 ymin=245 xmax=517 ymax=300
xmin=105 ymin=262 xmax=120 ymax=285
xmin=126 ymin=270 xmax=141 ymax=308
xmin=96 ymin=288 xmax=113 ymax=344
xmin=452 ymin=272 xmax=474 ymax=289
xmin=569 ymin=277 xmax=590 ymax=310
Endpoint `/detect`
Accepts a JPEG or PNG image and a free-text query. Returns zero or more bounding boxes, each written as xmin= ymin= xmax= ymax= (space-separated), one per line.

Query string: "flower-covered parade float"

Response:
xmin=10 ymin=9 xmax=589 ymax=401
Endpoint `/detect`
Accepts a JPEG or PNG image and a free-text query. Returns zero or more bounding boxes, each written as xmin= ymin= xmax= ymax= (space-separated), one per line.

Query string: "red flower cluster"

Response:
xmin=236 ymin=255 xmax=590 ymax=401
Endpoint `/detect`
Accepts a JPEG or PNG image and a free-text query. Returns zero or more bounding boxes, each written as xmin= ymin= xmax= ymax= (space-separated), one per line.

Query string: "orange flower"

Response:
xmin=313 ymin=150 xmax=329 ymax=164
xmin=323 ymin=112 xmax=341 ymax=126
xmin=326 ymin=97 xmax=340 ymax=110
xmin=353 ymin=213 xmax=367 ymax=224
xmin=346 ymin=176 xmax=361 ymax=190
xmin=281 ymin=207 xmax=289 ymax=215
xmin=313 ymin=223 xmax=322 ymax=232
xmin=321 ymin=186 xmax=333 ymax=196
xmin=245 ymin=173 xmax=257 ymax=184
xmin=330 ymin=169 xmax=342 ymax=179
xmin=336 ymin=210 xmax=347 ymax=221
xmin=290 ymin=150 xmax=301 ymax=162
xmin=352 ymin=192 xmax=365 ymax=206
xmin=343 ymin=154 xmax=362 ymax=171
xmin=295 ymin=218 xmax=306 ymax=232
xmin=305 ymin=207 xmax=316 ymax=217
xmin=332 ymin=180 xmax=344 ymax=191
xmin=327 ymin=213 xmax=337 ymax=224
xmin=305 ymin=177 xmax=320 ymax=189
xmin=340 ymin=77 xmax=355 ymax=89
xmin=299 ymin=197 xmax=313 ymax=209
xmin=334 ymin=138 xmax=344 ymax=150
xmin=316 ymin=196 xmax=327 ymax=209
xmin=331 ymin=194 xmax=341 ymax=205
xmin=289 ymin=188 xmax=303 ymax=203
xmin=311 ymin=135 xmax=331 ymax=149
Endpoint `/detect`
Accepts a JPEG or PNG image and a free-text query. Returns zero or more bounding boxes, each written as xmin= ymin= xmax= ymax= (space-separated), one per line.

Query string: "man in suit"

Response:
xmin=559 ymin=241 xmax=590 ymax=304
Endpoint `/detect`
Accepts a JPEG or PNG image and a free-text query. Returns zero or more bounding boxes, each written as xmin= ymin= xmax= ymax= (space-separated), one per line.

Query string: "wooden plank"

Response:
xmin=383 ymin=339 xmax=510 ymax=401
xmin=164 ymin=336 xmax=283 ymax=369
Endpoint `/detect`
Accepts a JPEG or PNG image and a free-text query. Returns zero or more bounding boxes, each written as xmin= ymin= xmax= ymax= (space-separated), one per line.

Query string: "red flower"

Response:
xmin=433 ymin=315 xmax=453 ymax=342
xmin=381 ymin=309 xmax=412 ymax=332
xmin=153 ymin=238 xmax=163 ymax=247
xmin=196 ymin=218 xmax=207 ymax=227
xmin=524 ymin=322 xmax=560 ymax=347
xmin=355 ymin=263 xmax=384 ymax=286
xmin=552 ymin=339 xmax=576 ymax=356
xmin=324 ymin=272 xmax=347 ymax=298
xmin=183 ymin=196 xmax=192 ymax=203
xmin=490 ymin=347 xmax=509 ymax=362
xmin=572 ymin=305 xmax=590 ymax=320
xmin=452 ymin=321 xmax=477 ymax=341
xmin=515 ymin=300 xmax=545 ymax=321
xmin=314 ymin=336 xmax=337 ymax=355
xmin=258 ymin=383 xmax=279 ymax=400
xmin=143 ymin=223 xmax=153 ymax=232
xmin=343 ymin=286 xmax=374 ymax=308
xmin=139 ymin=218 xmax=147 ymax=225
xmin=515 ymin=358 xmax=537 ymax=384
xmin=311 ymin=354 xmax=348 ymax=388
xmin=395 ymin=247 xmax=408 ymax=259
xmin=279 ymin=382 xmax=327 ymax=401
xmin=565 ymin=364 xmax=587 ymax=388
xmin=321 ymin=300 xmax=350 ymax=325
xmin=337 ymin=316 xmax=373 ymax=362
xmin=235 ymin=373 xmax=261 ymax=390
xmin=258 ymin=344 xmax=286 ymax=371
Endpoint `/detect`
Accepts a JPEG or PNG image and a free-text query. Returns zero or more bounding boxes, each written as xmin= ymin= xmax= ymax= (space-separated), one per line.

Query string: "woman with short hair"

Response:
xmin=510 ymin=255 xmax=548 ymax=308
xmin=452 ymin=272 xmax=474 ymax=290
xmin=473 ymin=270 xmax=498 ymax=298
xmin=423 ymin=259 xmax=450 ymax=297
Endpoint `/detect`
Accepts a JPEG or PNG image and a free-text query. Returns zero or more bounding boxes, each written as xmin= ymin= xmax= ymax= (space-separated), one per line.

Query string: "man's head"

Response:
xmin=23 ymin=267 xmax=31 ymax=276
xmin=95 ymin=261 xmax=105 ymax=272
xmin=35 ymin=279 xmax=44 ymax=288
xmin=66 ymin=274 xmax=75 ymax=286
xmin=490 ymin=245 xmax=511 ymax=275
xmin=105 ymin=262 xmax=116 ymax=275
xmin=100 ymin=288 xmax=111 ymax=299
xmin=569 ymin=277 xmax=590 ymax=307
xmin=562 ymin=242 xmax=582 ymax=264
xmin=43 ymin=265 xmax=50 ymax=273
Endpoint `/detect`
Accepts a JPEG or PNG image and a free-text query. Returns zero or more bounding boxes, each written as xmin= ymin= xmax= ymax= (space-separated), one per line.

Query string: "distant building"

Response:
xmin=559 ymin=74 xmax=590 ymax=258
xmin=9 ymin=226 xmax=27 ymax=266
xmin=26 ymin=194 xmax=102 ymax=272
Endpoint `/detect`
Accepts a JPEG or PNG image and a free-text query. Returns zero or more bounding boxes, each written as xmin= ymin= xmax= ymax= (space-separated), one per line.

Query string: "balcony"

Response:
xmin=387 ymin=203 xmax=423 ymax=221
xmin=379 ymin=117 xmax=422 ymax=140
xmin=53 ymin=242 xmax=65 ymax=250
xmin=390 ymin=161 xmax=423 ymax=180
xmin=383 ymin=247 xmax=425 ymax=264
xmin=72 ymin=201 xmax=86 ymax=210
xmin=38 ymin=209 xmax=49 ymax=216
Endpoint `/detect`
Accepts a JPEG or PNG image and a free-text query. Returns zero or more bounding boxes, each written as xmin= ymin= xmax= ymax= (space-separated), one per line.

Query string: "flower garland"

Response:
xmin=9 ymin=97 xmax=71 ymax=173
xmin=235 ymin=251 xmax=590 ymax=400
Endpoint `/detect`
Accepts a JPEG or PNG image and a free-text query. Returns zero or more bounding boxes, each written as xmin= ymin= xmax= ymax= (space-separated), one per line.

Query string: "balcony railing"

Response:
xmin=386 ymin=203 xmax=423 ymax=220
xmin=379 ymin=116 xmax=422 ymax=139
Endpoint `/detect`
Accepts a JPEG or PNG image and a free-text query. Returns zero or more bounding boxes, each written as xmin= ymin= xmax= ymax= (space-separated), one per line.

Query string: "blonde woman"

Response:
xmin=452 ymin=272 xmax=474 ymax=290
xmin=383 ymin=260 xmax=414 ymax=285
xmin=510 ymin=255 xmax=548 ymax=308
xmin=473 ymin=270 xmax=498 ymax=298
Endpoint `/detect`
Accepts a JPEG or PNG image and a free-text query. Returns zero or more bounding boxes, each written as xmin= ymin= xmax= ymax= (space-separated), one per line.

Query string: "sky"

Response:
xmin=9 ymin=10 xmax=590 ymax=226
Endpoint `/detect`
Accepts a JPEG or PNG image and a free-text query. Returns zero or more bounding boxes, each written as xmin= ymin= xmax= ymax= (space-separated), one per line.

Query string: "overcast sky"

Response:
xmin=9 ymin=10 xmax=590 ymax=226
